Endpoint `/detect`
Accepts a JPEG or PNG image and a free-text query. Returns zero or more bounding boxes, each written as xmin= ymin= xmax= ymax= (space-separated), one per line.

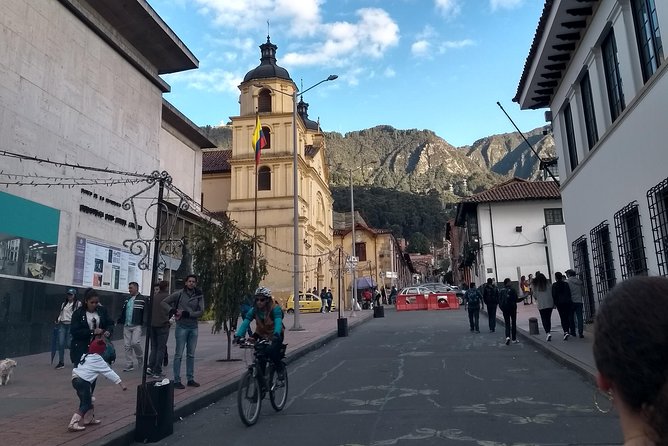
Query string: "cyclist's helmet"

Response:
xmin=254 ymin=286 xmax=272 ymax=299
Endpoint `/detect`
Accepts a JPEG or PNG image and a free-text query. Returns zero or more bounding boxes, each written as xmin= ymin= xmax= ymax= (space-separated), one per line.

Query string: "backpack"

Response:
xmin=498 ymin=287 xmax=512 ymax=311
xmin=465 ymin=289 xmax=482 ymax=308
xmin=482 ymin=285 xmax=497 ymax=306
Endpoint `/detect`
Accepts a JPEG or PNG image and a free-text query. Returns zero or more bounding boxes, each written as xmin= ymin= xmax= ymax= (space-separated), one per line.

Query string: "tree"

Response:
xmin=408 ymin=232 xmax=430 ymax=254
xmin=190 ymin=215 xmax=267 ymax=361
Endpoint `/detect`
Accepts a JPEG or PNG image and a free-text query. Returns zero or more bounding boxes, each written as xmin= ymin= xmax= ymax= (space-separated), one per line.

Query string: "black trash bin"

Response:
xmin=373 ymin=305 xmax=385 ymax=318
xmin=135 ymin=381 xmax=174 ymax=443
xmin=337 ymin=317 xmax=348 ymax=337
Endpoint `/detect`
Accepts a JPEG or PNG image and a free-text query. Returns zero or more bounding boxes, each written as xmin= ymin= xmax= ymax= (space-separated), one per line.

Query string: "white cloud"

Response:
xmin=282 ymin=8 xmax=400 ymax=67
xmin=192 ymin=0 xmax=322 ymax=34
xmin=384 ymin=67 xmax=396 ymax=78
xmin=411 ymin=40 xmax=430 ymax=57
xmin=164 ymin=68 xmax=242 ymax=94
xmin=435 ymin=0 xmax=462 ymax=19
xmin=490 ymin=0 xmax=524 ymax=11
xmin=439 ymin=39 xmax=475 ymax=52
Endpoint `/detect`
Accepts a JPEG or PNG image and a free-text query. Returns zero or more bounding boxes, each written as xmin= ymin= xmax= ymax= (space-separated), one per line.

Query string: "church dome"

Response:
xmin=243 ymin=36 xmax=292 ymax=83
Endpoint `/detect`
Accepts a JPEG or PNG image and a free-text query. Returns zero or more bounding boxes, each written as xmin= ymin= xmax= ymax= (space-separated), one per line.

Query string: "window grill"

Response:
xmin=544 ymin=208 xmax=564 ymax=225
xmin=590 ymin=221 xmax=616 ymax=301
xmin=647 ymin=177 xmax=668 ymax=276
xmin=258 ymin=89 xmax=272 ymax=113
xmin=572 ymin=235 xmax=596 ymax=322
xmin=614 ymin=201 xmax=648 ymax=279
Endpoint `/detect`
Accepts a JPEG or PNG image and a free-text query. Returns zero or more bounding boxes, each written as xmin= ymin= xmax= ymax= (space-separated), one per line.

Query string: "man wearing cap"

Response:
xmin=55 ymin=288 xmax=82 ymax=369
xmin=118 ymin=282 xmax=147 ymax=372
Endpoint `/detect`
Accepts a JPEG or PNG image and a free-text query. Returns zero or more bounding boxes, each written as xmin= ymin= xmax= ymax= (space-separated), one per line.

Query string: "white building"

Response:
xmin=515 ymin=0 xmax=667 ymax=319
xmin=454 ymin=179 xmax=569 ymax=287
xmin=0 ymin=0 xmax=213 ymax=356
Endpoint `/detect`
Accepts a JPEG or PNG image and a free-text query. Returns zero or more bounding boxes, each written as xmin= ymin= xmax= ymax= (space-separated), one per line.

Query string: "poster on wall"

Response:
xmin=73 ymin=236 xmax=142 ymax=291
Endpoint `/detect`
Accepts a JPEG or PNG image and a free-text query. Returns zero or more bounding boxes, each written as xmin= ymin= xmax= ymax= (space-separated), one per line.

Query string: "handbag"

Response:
xmin=101 ymin=338 xmax=116 ymax=365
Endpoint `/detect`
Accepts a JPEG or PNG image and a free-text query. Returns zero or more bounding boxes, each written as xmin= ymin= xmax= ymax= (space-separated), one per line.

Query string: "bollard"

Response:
xmin=337 ymin=317 xmax=349 ymax=337
xmin=373 ymin=305 xmax=385 ymax=318
xmin=528 ymin=317 xmax=539 ymax=335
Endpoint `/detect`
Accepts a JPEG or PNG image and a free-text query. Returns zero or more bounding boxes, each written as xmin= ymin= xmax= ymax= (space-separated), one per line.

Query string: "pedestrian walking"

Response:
xmin=326 ymin=288 xmax=333 ymax=312
xmin=118 ymin=281 xmax=146 ymax=372
xmin=463 ymin=282 xmax=483 ymax=333
xmin=389 ymin=286 xmax=398 ymax=305
xmin=593 ymin=276 xmax=667 ymax=446
xmin=499 ymin=278 xmax=522 ymax=345
xmin=532 ymin=272 xmax=553 ymax=341
xmin=320 ymin=287 xmax=328 ymax=313
xmin=54 ymin=288 xmax=81 ymax=369
xmin=147 ymin=280 xmax=170 ymax=378
xmin=162 ymin=274 xmax=205 ymax=390
xmin=68 ymin=339 xmax=127 ymax=432
xmin=527 ymin=273 xmax=534 ymax=304
xmin=565 ymin=269 xmax=585 ymax=338
xmin=520 ymin=275 xmax=530 ymax=305
xmin=551 ymin=272 xmax=573 ymax=341
xmin=481 ymin=278 xmax=498 ymax=332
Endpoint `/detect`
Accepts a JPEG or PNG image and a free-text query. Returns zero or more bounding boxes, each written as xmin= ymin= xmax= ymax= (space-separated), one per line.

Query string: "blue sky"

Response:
xmin=149 ymin=0 xmax=546 ymax=147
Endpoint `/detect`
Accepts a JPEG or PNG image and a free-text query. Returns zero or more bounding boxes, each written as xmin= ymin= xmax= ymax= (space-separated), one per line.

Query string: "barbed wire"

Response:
xmin=0 ymin=149 xmax=153 ymax=179
xmin=0 ymin=178 xmax=146 ymax=187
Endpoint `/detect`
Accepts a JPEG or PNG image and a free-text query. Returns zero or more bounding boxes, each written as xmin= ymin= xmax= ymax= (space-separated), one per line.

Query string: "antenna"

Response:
xmin=496 ymin=102 xmax=560 ymax=186
xmin=267 ymin=21 xmax=270 ymax=39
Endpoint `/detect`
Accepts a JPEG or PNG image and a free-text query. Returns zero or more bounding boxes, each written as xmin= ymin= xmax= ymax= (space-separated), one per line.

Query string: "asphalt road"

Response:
xmin=141 ymin=309 xmax=622 ymax=446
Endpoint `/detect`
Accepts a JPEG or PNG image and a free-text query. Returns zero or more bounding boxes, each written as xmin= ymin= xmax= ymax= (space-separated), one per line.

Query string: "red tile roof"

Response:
xmin=464 ymin=178 xmax=560 ymax=203
xmin=202 ymin=149 xmax=232 ymax=173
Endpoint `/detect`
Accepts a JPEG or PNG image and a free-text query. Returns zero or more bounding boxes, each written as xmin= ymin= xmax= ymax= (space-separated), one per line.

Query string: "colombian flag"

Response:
xmin=252 ymin=115 xmax=267 ymax=165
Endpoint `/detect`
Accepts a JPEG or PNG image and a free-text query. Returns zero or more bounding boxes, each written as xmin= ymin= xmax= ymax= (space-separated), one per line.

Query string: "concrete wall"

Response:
xmin=549 ymin=0 xmax=668 ymax=301
xmin=0 ymin=0 xmax=164 ymax=292
xmin=476 ymin=200 xmax=566 ymax=284
xmin=159 ymin=124 xmax=203 ymax=204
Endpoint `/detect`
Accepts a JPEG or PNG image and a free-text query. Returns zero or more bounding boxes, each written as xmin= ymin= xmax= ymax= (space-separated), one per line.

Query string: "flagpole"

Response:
xmin=254 ymin=115 xmax=259 ymax=271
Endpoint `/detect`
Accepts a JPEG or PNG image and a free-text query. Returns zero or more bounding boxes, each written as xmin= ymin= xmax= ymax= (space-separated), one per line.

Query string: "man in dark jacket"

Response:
xmin=161 ymin=274 xmax=205 ymax=389
xmin=463 ymin=282 xmax=484 ymax=333
xmin=481 ymin=278 xmax=499 ymax=333
xmin=499 ymin=278 xmax=522 ymax=345
xmin=147 ymin=281 xmax=170 ymax=378
xmin=118 ymin=281 xmax=146 ymax=372
xmin=552 ymin=272 xmax=573 ymax=341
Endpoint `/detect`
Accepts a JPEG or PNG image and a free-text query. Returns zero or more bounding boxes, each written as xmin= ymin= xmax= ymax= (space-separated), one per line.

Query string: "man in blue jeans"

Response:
xmin=463 ymin=282 xmax=484 ymax=333
xmin=161 ymin=274 xmax=205 ymax=389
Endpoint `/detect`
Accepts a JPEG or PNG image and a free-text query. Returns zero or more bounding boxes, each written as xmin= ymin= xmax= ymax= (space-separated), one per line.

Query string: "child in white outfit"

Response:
xmin=68 ymin=339 xmax=127 ymax=432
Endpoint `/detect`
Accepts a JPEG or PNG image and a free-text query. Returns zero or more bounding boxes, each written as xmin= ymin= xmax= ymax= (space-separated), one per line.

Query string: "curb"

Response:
xmin=89 ymin=315 xmax=371 ymax=446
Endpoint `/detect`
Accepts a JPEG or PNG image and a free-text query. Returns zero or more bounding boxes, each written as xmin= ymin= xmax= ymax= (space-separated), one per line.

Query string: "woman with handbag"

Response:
xmin=70 ymin=288 xmax=114 ymax=366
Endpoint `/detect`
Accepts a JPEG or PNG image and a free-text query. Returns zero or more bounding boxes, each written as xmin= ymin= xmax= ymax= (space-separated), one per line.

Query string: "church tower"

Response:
xmin=228 ymin=37 xmax=334 ymax=301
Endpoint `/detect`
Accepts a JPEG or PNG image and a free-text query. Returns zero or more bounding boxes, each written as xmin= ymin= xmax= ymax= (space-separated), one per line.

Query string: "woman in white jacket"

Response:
xmin=68 ymin=340 xmax=127 ymax=432
xmin=532 ymin=272 xmax=554 ymax=341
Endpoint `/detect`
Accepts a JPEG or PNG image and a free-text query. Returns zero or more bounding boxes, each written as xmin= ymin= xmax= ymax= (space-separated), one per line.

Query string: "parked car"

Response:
xmin=397 ymin=286 xmax=452 ymax=305
xmin=421 ymin=283 xmax=464 ymax=304
xmin=285 ymin=293 xmax=336 ymax=313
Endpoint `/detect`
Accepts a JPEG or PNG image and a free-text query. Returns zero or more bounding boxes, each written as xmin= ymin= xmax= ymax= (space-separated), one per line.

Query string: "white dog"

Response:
xmin=0 ymin=358 xmax=17 ymax=385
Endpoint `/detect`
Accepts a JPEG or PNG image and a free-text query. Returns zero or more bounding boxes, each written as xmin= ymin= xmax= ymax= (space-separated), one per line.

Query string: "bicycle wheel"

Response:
xmin=269 ymin=362 xmax=289 ymax=411
xmin=237 ymin=370 xmax=262 ymax=426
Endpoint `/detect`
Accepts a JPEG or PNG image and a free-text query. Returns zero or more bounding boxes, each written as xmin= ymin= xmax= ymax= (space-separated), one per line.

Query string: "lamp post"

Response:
xmin=255 ymin=75 xmax=337 ymax=330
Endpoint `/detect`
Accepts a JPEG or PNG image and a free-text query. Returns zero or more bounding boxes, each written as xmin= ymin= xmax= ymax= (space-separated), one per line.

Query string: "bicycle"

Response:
xmin=236 ymin=338 xmax=289 ymax=426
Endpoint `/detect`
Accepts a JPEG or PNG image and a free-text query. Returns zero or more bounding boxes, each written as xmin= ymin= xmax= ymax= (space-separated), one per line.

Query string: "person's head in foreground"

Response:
xmin=593 ymin=276 xmax=668 ymax=446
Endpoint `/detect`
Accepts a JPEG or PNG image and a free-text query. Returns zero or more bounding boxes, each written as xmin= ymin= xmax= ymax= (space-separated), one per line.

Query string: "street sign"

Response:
xmin=345 ymin=256 xmax=358 ymax=272
xmin=385 ymin=271 xmax=398 ymax=279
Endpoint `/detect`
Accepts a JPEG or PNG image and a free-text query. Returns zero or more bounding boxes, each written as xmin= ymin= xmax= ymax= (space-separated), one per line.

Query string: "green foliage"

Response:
xmin=190 ymin=214 xmax=267 ymax=360
xmin=332 ymin=186 xmax=448 ymax=245
xmin=408 ymin=232 xmax=430 ymax=254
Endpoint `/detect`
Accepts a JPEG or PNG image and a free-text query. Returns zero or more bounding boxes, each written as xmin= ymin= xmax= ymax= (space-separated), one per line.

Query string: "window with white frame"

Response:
xmin=631 ymin=0 xmax=664 ymax=83
xmin=580 ymin=70 xmax=599 ymax=150
xmin=602 ymin=29 xmax=626 ymax=122
xmin=563 ymin=102 xmax=578 ymax=170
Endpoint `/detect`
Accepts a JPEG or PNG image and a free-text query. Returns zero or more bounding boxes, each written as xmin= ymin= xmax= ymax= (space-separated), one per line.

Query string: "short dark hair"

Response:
xmin=555 ymin=272 xmax=563 ymax=281
xmin=469 ymin=282 xmax=475 ymax=288
xmin=565 ymin=269 xmax=576 ymax=277
xmin=158 ymin=280 xmax=169 ymax=291
xmin=503 ymin=278 xmax=511 ymax=285
xmin=129 ymin=281 xmax=139 ymax=288
xmin=186 ymin=274 xmax=198 ymax=282
xmin=486 ymin=278 xmax=494 ymax=285
xmin=83 ymin=288 xmax=98 ymax=302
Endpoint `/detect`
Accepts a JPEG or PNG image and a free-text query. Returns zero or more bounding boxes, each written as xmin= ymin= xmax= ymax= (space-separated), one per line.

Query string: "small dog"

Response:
xmin=0 ymin=358 xmax=17 ymax=385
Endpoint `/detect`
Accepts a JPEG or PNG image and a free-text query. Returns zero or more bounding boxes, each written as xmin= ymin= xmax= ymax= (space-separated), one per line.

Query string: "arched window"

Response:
xmin=262 ymin=126 xmax=271 ymax=149
xmin=258 ymin=166 xmax=271 ymax=191
xmin=258 ymin=89 xmax=272 ymax=113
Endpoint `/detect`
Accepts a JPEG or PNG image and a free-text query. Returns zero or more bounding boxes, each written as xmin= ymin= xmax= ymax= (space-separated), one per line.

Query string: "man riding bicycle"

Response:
xmin=234 ymin=287 xmax=286 ymax=379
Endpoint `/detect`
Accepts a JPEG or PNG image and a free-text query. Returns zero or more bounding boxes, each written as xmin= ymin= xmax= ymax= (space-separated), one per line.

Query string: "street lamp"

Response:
xmin=255 ymin=74 xmax=337 ymax=330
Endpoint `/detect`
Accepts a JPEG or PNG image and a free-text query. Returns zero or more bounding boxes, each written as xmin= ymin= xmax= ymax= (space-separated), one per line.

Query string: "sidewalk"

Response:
xmin=484 ymin=302 xmax=597 ymax=382
xmin=0 ymin=310 xmax=373 ymax=446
